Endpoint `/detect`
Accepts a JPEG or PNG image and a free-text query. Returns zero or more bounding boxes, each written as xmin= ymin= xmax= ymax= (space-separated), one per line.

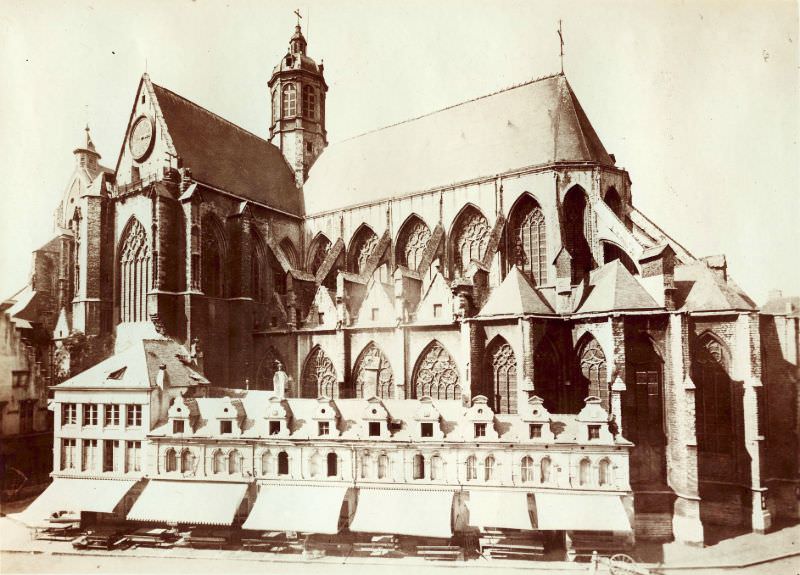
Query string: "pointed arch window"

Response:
xmin=201 ymin=215 xmax=226 ymax=298
xmin=694 ymin=336 xmax=734 ymax=455
xmin=598 ymin=458 xmax=611 ymax=486
xmin=302 ymin=85 xmax=317 ymax=120
xmin=119 ymin=218 xmax=150 ymax=322
xmin=308 ymin=235 xmax=331 ymax=276
xmin=360 ymin=451 xmax=372 ymax=479
xmin=261 ymin=451 xmax=275 ymax=476
xmin=396 ymin=216 xmax=431 ymax=271
xmin=348 ymin=226 xmax=379 ymax=275
xmin=452 ymin=207 xmax=489 ymax=277
xmin=563 ymin=187 xmax=593 ymax=281
xmin=430 ymin=455 xmax=443 ymax=480
xmin=165 ymin=448 xmax=177 ymax=473
xmin=251 ymin=232 xmax=269 ymax=303
xmin=578 ymin=337 xmax=609 ymax=410
xmin=485 ymin=339 xmax=518 ymax=414
xmin=302 ymin=347 xmax=338 ymax=398
xmin=282 ymin=83 xmax=297 ymax=117
xmin=510 ymin=196 xmax=547 ymax=284
xmin=279 ymin=238 xmax=299 ymax=270
xmin=413 ymin=341 xmax=461 ymax=400
xmin=310 ymin=452 xmax=322 ymax=477
xmin=353 ymin=342 xmax=394 ymax=399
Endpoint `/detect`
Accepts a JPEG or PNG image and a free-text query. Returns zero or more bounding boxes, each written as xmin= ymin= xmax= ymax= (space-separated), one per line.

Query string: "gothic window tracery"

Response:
xmin=353 ymin=342 xmax=394 ymax=399
xmin=485 ymin=339 xmax=518 ymax=414
xmin=396 ymin=216 xmax=431 ymax=270
xmin=413 ymin=341 xmax=461 ymax=400
xmin=348 ymin=227 xmax=379 ymax=275
xmin=510 ymin=197 xmax=547 ymax=284
xmin=251 ymin=233 xmax=268 ymax=303
xmin=452 ymin=207 xmax=489 ymax=276
xmin=201 ymin=215 xmax=226 ymax=298
xmin=578 ymin=336 xmax=608 ymax=410
xmin=302 ymin=346 xmax=338 ymax=398
xmin=694 ymin=335 xmax=734 ymax=456
xmin=119 ymin=218 xmax=150 ymax=322
xmin=308 ymin=235 xmax=331 ymax=275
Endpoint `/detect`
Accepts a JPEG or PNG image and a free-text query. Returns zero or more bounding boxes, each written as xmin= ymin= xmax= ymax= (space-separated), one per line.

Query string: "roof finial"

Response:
xmin=294 ymin=8 xmax=302 ymax=28
xmin=557 ymin=20 xmax=565 ymax=75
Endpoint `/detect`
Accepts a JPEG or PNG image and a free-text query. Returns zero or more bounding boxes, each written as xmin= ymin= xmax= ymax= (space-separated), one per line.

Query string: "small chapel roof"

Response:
xmin=674 ymin=262 xmax=757 ymax=313
xmin=150 ymin=83 xmax=302 ymax=215
xmin=573 ymin=259 xmax=661 ymax=314
xmin=304 ymin=73 xmax=614 ymax=214
xmin=478 ymin=266 xmax=555 ymax=317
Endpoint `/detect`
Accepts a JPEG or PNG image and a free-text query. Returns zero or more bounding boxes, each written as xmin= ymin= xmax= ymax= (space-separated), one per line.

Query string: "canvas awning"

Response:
xmin=467 ymin=490 xmax=534 ymax=530
xmin=242 ymin=484 xmax=348 ymax=534
xmin=533 ymin=492 xmax=632 ymax=532
xmin=126 ymin=480 xmax=247 ymax=526
xmin=15 ymin=478 xmax=137 ymax=526
xmin=350 ymin=488 xmax=454 ymax=538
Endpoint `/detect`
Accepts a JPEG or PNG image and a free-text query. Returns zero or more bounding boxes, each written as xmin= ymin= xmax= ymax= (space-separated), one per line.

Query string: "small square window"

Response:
xmin=588 ymin=425 xmax=601 ymax=440
xmin=220 ymin=420 xmax=233 ymax=435
xmin=474 ymin=423 xmax=487 ymax=438
xmin=306 ymin=141 xmax=313 ymax=153
xmin=371 ymin=308 xmax=379 ymax=321
xmin=420 ymin=422 xmax=434 ymax=438
xmin=529 ymin=423 xmax=542 ymax=439
xmin=318 ymin=421 xmax=330 ymax=436
xmin=433 ymin=304 xmax=442 ymax=318
xmin=173 ymin=420 xmax=185 ymax=434
xmin=269 ymin=421 xmax=281 ymax=435
xmin=368 ymin=421 xmax=381 ymax=437
xmin=318 ymin=312 xmax=325 ymax=324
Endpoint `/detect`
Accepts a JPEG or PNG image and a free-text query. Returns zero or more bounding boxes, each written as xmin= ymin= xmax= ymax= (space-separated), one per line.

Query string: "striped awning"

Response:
xmin=350 ymin=488 xmax=454 ymax=538
xmin=467 ymin=490 xmax=534 ymax=530
xmin=533 ymin=492 xmax=632 ymax=532
xmin=15 ymin=478 xmax=137 ymax=526
xmin=127 ymin=480 xmax=247 ymax=526
xmin=242 ymin=484 xmax=348 ymax=533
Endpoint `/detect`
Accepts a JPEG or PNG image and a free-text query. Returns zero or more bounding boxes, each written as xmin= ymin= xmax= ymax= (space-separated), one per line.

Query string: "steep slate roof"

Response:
xmin=674 ymin=263 xmax=757 ymax=313
xmin=304 ymin=74 xmax=614 ymax=213
xmin=478 ymin=266 xmax=555 ymax=317
xmin=574 ymin=259 xmax=660 ymax=314
xmin=151 ymin=84 xmax=302 ymax=215
xmin=57 ymin=338 xmax=208 ymax=389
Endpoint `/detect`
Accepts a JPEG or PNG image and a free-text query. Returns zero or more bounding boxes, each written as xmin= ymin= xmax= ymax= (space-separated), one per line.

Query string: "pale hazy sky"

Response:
xmin=1 ymin=0 xmax=798 ymax=304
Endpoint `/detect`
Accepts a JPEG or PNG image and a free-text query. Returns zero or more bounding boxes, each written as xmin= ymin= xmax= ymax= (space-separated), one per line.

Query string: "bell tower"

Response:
xmin=269 ymin=15 xmax=328 ymax=186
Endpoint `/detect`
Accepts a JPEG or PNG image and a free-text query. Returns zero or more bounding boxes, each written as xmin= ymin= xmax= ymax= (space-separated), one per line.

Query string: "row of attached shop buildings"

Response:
xmin=17 ymin=337 xmax=634 ymax=546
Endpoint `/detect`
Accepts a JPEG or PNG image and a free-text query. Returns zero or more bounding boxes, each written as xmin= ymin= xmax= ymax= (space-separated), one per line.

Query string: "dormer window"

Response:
xmin=529 ymin=423 xmax=542 ymax=439
xmin=318 ymin=421 xmax=330 ymax=436
xmin=368 ymin=421 xmax=381 ymax=437
xmin=269 ymin=421 xmax=281 ymax=436
xmin=220 ymin=420 xmax=233 ymax=435
xmin=173 ymin=420 xmax=185 ymax=434
xmin=588 ymin=424 xmax=601 ymax=440
xmin=420 ymin=422 xmax=433 ymax=438
xmin=474 ymin=423 xmax=487 ymax=438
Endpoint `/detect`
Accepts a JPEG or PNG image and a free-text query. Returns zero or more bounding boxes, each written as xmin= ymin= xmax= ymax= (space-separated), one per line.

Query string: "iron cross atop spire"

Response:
xmin=557 ymin=20 xmax=565 ymax=74
xmin=294 ymin=8 xmax=302 ymax=26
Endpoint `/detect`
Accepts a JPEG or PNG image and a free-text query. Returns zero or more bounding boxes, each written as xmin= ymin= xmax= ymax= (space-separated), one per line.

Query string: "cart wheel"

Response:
xmin=609 ymin=553 xmax=637 ymax=575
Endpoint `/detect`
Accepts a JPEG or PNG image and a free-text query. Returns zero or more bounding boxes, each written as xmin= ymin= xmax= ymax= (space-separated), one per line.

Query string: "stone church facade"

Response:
xmin=7 ymin=22 xmax=799 ymax=548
